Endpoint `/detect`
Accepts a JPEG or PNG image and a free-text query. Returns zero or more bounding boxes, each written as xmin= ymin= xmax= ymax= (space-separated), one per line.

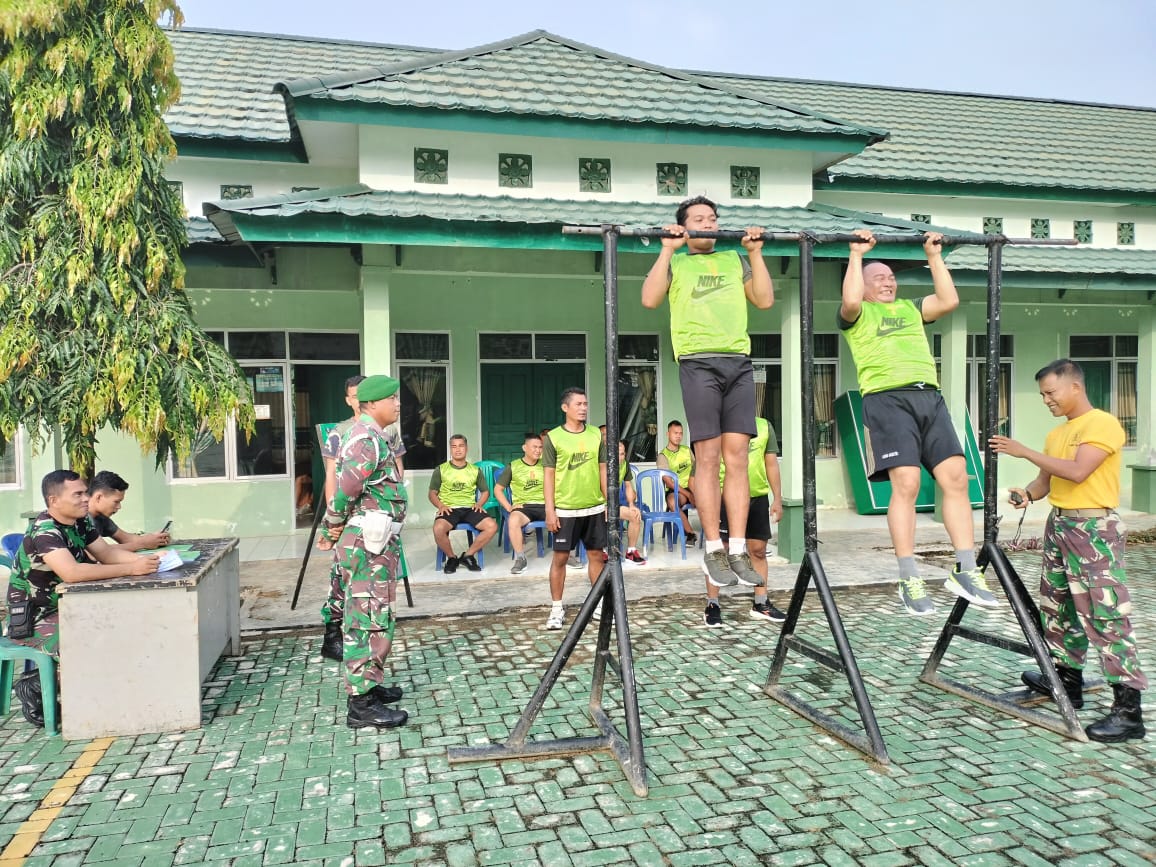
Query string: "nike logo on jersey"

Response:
xmin=567 ymin=452 xmax=592 ymax=470
xmin=690 ymin=274 xmax=726 ymax=299
xmin=875 ymin=316 xmax=911 ymax=337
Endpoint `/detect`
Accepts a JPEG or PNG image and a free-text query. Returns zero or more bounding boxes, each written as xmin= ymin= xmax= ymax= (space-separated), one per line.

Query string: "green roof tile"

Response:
xmin=278 ymin=31 xmax=883 ymax=140
xmin=944 ymin=243 xmax=1156 ymax=275
xmin=701 ymin=73 xmax=1156 ymax=195
xmin=167 ymin=29 xmax=436 ymax=141
xmin=185 ymin=216 xmax=224 ymax=244
xmin=204 ymin=185 xmax=941 ymax=249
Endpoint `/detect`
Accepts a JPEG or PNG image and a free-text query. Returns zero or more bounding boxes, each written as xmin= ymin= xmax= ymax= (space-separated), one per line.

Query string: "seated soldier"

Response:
xmin=617 ymin=440 xmax=646 ymax=564
xmin=494 ymin=432 xmax=546 ymax=575
xmin=656 ymin=420 xmax=697 ymax=543
xmin=87 ymin=470 xmax=172 ymax=551
xmin=428 ymin=434 xmax=498 ymax=573
xmin=4 ymin=470 xmax=159 ymax=726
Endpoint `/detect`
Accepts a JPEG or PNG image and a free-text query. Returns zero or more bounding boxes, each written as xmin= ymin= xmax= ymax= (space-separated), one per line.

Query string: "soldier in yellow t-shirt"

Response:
xmin=991 ymin=359 xmax=1146 ymax=743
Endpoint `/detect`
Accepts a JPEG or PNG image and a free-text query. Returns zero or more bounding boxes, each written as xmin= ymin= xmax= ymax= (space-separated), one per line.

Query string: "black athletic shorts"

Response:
xmin=435 ymin=507 xmax=492 ymax=529
xmin=678 ymin=356 xmax=757 ymax=442
xmin=720 ymin=494 xmax=772 ymax=543
xmin=552 ymin=513 xmax=607 ymax=553
xmin=511 ymin=504 xmax=547 ymax=523
xmin=861 ymin=387 xmax=963 ymax=482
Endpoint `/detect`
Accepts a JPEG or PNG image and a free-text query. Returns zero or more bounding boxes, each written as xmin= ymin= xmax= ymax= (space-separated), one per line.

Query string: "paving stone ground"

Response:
xmin=1 ymin=547 xmax=1154 ymax=866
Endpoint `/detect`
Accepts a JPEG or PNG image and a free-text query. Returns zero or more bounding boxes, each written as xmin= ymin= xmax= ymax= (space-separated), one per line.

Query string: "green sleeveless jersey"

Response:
xmin=544 ymin=423 xmax=606 ymax=514
xmin=431 ymin=461 xmax=483 ymax=508
xmin=497 ymin=459 xmax=544 ymax=506
xmin=668 ymin=250 xmax=750 ymax=359
xmin=840 ymin=298 xmax=938 ymax=394
xmin=658 ymin=444 xmax=694 ymax=490
xmin=719 ymin=416 xmax=778 ymax=498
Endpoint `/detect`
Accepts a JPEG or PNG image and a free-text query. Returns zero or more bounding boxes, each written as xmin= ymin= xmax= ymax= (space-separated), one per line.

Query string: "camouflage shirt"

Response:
xmin=323 ymin=417 xmax=406 ymax=462
xmin=325 ymin=413 xmax=407 ymax=530
xmin=5 ymin=511 xmax=100 ymax=615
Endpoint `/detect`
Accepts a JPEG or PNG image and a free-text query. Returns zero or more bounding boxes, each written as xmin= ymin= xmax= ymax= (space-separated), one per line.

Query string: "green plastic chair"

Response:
xmin=0 ymin=637 xmax=60 ymax=735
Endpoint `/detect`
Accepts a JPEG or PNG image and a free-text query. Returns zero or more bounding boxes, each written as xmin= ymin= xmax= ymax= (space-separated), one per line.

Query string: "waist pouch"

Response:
xmin=350 ymin=511 xmax=405 ymax=555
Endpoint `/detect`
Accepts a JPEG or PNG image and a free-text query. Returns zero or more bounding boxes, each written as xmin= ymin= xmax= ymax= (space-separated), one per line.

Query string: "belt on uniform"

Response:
xmin=1053 ymin=507 xmax=1112 ymax=518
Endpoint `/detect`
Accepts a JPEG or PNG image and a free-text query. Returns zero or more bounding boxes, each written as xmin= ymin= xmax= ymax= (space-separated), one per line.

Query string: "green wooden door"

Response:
xmin=480 ymin=363 xmax=585 ymax=463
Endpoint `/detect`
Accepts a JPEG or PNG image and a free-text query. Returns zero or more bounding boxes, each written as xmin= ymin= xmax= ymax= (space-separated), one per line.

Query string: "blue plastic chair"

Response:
xmin=0 ymin=638 xmax=59 ymax=735
xmin=1 ymin=533 xmax=22 ymax=564
xmin=634 ymin=468 xmax=687 ymax=560
xmin=435 ymin=524 xmax=485 ymax=570
xmin=500 ymin=506 xmax=548 ymax=559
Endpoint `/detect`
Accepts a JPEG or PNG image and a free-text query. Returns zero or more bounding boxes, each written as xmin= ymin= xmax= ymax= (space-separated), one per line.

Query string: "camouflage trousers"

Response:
xmin=332 ymin=527 xmax=402 ymax=696
xmin=1040 ymin=511 xmax=1148 ymax=690
xmin=322 ymin=546 xmax=408 ymax=626
xmin=7 ymin=610 xmax=60 ymax=660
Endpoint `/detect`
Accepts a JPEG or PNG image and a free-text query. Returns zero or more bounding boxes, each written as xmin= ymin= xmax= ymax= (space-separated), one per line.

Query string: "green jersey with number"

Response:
xmin=543 ymin=424 xmax=606 ymax=515
xmin=840 ymin=298 xmax=938 ymax=394
xmin=668 ymin=250 xmax=750 ymax=360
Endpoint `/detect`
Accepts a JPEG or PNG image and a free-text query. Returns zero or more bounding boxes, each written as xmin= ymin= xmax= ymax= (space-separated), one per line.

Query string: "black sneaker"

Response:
xmin=13 ymin=674 xmax=44 ymax=727
xmin=347 ymin=693 xmax=408 ymax=729
xmin=371 ymin=684 xmax=404 ymax=703
xmin=320 ymin=624 xmax=343 ymax=661
xmin=685 ymin=532 xmax=698 ymax=546
xmin=460 ymin=553 xmax=482 ymax=572
xmin=443 ymin=554 xmax=459 ymax=574
xmin=704 ymin=603 xmax=723 ymax=628
xmin=750 ymin=601 xmax=787 ymax=623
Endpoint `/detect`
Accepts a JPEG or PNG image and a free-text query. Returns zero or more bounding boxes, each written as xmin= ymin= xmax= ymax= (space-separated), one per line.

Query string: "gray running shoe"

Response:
xmin=703 ymin=549 xmax=738 ymax=587
xmin=898 ymin=576 xmax=936 ymax=616
xmin=511 ymin=554 xmax=528 ymax=574
xmin=945 ymin=567 xmax=1000 ymax=607
xmin=726 ymin=551 xmax=765 ymax=587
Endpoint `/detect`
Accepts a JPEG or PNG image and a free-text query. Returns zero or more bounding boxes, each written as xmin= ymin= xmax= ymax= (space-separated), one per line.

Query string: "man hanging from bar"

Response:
xmin=840 ymin=229 xmax=999 ymax=615
xmin=641 ymin=196 xmax=773 ymax=620
xmin=991 ymin=359 xmax=1146 ymax=742
xmin=318 ymin=374 xmax=408 ymax=729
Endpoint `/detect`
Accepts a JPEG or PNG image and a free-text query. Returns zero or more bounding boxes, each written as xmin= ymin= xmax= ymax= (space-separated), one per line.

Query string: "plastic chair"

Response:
xmin=1 ymin=533 xmax=22 ymax=564
xmin=0 ymin=638 xmax=59 ymax=735
xmin=501 ymin=506 xmax=548 ymax=558
xmin=634 ymin=469 xmax=687 ymax=560
xmin=435 ymin=525 xmax=485 ymax=570
xmin=475 ymin=460 xmax=505 ymax=517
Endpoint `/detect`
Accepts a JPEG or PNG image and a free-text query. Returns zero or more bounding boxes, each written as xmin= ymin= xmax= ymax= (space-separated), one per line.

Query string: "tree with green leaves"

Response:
xmin=0 ymin=0 xmax=253 ymax=476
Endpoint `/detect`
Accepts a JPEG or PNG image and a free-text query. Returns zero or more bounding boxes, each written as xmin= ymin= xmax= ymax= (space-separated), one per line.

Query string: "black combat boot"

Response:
xmin=371 ymin=684 xmax=403 ymax=703
xmin=347 ymin=693 xmax=408 ymax=729
xmin=13 ymin=674 xmax=44 ymax=727
xmin=320 ymin=624 xmax=343 ymax=661
xmin=1022 ymin=665 xmax=1084 ymax=709
xmin=1086 ymin=684 xmax=1145 ymax=743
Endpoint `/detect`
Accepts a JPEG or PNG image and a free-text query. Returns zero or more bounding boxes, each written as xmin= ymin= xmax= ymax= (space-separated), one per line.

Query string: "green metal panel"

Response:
xmin=835 ymin=390 xmax=983 ymax=515
xmin=479 ymin=363 xmax=585 ymax=464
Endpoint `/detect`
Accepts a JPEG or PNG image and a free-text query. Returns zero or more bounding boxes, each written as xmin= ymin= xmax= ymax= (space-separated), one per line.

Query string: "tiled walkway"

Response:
xmin=1 ymin=549 xmax=1153 ymax=865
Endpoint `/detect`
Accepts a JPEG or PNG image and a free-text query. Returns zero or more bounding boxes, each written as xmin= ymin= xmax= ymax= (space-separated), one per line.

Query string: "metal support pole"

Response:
xmin=763 ymin=237 xmax=889 ymax=764
xmin=983 ymin=242 xmax=1004 ymax=544
xmin=448 ymin=225 xmax=648 ymax=797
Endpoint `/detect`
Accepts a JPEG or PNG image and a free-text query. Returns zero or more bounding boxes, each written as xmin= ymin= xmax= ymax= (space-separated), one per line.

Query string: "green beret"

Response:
xmin=357 ymin=374 xmax=400 ymax=401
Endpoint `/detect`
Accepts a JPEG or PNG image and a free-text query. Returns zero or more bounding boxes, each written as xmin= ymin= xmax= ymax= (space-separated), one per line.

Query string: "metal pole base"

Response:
xmin=919 ymin=540 xmax=1088 ymax=741
xmin=764 ymin=552 xmax=890 ymax=764
xmin=448 ymin=559 xmax=649 ymax=797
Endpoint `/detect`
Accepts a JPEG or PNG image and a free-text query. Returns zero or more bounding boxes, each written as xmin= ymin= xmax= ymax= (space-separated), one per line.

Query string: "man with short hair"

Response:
xmin=317 ymin=374 xmax=408 ymax=729
xmin=429 ymin=435 xmax=497 ymax=573
xmin=543 ymin=387 xmax=607 ymax=630
xmin=617 ymin=440 xmax=646 ymax=565
xmin=86 ymin=470 xmax=171 ymax=551
xmin=991 ymin=359 xmax=1146 ymax=742
xmin=5 ymin=471 xmax=160 ymax=726
xmin=319 ymin=374 xmax=408 ymax=660
xmin=841 ymin=229 xmax=998 ymax=615
xmin=641 ymin=195 xmax=772 ymax=590
xmin=656 ymin=420 xmax=697 ymax=543
xmin=494 ymin=432 xmax=546 ymax=575
xmin=711 ymin=416 xmax=786 ymax=626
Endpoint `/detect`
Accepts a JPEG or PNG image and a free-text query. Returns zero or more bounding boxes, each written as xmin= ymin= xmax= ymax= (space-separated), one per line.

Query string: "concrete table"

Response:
xmin=58 ymin=538 xmax=240 ymax=739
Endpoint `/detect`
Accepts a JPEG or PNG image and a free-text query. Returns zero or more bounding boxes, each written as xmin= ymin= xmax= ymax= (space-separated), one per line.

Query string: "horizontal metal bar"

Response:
xmin=561 ymin=225 xmax=1077 ymax=247
xmin=948 ymin=624 xmax=1034 ymax=657
xmin=448 ymin=735 xmax=611 ymax=764
xmin=764 ymin=685 xmax=890 ymax=764
xmin=784 ymin=635 xmax=848 ymax=674
xmin=919 ymin=673 xmax=1088 ymax=741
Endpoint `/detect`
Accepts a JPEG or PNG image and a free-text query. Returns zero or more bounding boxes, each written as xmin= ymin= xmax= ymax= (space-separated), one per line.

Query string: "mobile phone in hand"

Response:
xmin=160 ymin=520 xmax=173 ymax=534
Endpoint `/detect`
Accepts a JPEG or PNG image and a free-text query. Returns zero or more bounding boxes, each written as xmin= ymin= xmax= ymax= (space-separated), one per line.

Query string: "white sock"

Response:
xmin=626 ymin=547 xmax=636 ymax=553
xmin=551 ymin=601 xmax=563 ymax=612
xmin=705 ymin=539 xmax=724 ymax=553
xmin=729 ymin=538 xmax=746 ymax=556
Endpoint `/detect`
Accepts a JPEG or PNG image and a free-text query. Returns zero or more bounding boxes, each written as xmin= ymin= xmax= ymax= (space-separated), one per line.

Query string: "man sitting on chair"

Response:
xmin=656 ymin=420 xmax=697 ymax=544
xmin=428 ymin=434 xmax=497 ymax=573
xmin=495 ymin=432 xmax=546 ymax=575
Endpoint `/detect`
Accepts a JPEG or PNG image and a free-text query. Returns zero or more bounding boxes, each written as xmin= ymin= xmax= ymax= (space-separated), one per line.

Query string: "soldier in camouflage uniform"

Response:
xmin=318 ymin=374 xmax=408 ymax=662
xmin=317 ymin=374 xmax=408 ymax=729
xmin=5 ymin=470 xmax=159 ymax=727
xmin=992 ymin=359 xmax=1146 ymax=742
